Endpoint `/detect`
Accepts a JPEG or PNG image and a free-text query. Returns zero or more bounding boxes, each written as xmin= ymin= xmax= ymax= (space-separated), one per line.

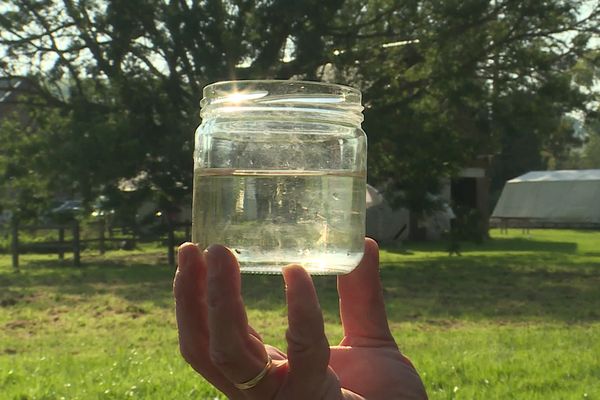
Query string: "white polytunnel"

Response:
xmin=491 ymin=169 xmax=600 ymax=226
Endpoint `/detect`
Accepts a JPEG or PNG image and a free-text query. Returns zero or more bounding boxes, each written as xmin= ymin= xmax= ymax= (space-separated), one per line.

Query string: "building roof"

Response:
xmin=509 ymin=169 xmax=600 ymax=183
xmin=492 ymin=169 xmax=600 ymax=224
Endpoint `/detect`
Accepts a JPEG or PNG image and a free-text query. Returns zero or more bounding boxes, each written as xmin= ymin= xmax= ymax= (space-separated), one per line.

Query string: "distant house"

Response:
xmin=0 ymin=77 xmax=66 ymax=220
xmin=0 ymin=77 xmax=32 ymax=215
xmin=0 ymin=77 xmax=32 ymax=124
xmin=366 ymin=162 xmax=492 ymax=242
xmin=0 ymin=78 xmax=23 ymax=105
xmin=365 ymin=184 xmax=409 ymax=242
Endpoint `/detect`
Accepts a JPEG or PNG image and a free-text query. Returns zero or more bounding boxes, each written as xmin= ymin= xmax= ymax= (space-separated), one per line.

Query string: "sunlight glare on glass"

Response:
xmin=214 ymin=90 xmax=269 ymax=104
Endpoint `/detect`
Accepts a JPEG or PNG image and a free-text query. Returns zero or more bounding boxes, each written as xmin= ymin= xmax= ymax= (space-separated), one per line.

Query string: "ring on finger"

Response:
xmin=233 ymin=355 xmax=273 ymax=390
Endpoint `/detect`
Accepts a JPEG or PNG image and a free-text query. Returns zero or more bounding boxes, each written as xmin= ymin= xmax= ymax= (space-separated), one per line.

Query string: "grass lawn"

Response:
xmin=1 ymin=229 xmax=599 ymax=399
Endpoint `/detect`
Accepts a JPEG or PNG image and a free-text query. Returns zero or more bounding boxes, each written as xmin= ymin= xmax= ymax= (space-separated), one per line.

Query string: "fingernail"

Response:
xmin=205 ymin=244 xmax=228 ymax=277
xmin=282 ymin=264 xmax=306 ymax=284
xmin=177 ymin=243 xmax=193 ymax=271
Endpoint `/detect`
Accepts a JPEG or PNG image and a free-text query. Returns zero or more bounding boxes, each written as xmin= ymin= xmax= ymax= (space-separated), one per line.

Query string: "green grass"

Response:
xmin=1 ymin=229 xmax=599 ymax=399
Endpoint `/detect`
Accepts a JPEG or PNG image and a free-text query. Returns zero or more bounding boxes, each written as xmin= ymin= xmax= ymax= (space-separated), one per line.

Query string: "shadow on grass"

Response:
xmin=480 ymin=237 xmax=578 ymax=253
xmin=0 ymin=252 xmax=175 ymax=309
xmin=373 ymin=235 xmax=597 ymax=323
xmin=1 ymin=242 xmax=599 ymax=324
xmin=385 ymin=236 xmax=579 ymax=254
xmin=240 ymin=251 xmax=600 ymax=324
xmin=224 ymin=243 xmax=600 ymax=324
xmin=377 ymin=255 xmax=600 ymax=323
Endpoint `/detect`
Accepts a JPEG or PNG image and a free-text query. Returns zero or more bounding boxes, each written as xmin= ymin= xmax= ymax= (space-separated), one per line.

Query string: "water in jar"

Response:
xmin=192 ymin=168 xmax=366 ymax=274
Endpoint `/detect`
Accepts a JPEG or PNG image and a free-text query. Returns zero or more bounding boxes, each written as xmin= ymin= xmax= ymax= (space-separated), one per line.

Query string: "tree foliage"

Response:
xmin=0 ymin=0 xmax=598 ymax=218
xmin=327 ymin=0 xmax=598 ymax=211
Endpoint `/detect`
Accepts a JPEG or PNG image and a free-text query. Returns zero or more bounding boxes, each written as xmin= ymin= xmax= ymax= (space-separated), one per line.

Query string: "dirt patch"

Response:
xmin=126 ymin=305 xmax=147 ymax=319
xmin=0 ymin=297 xmax=18 ymax=307
xmin=392 ymin=319 xmax=466 ymax=331
xmin=0 ymin=291 xmax=26 ymax=307
xmin=423 ymin=319 xmax=464 ymax=329
xmin=48 ymin=306 xmax=69 ymax=316
xmin=5 ymin=319 xmax=36 ymax=330
xmin=0 ymin=291 xmax=44 ymax=307
xmin=112 ymin=304 xmax=148 ymax=319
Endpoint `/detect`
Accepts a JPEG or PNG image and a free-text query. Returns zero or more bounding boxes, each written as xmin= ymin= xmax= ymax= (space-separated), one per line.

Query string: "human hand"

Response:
xmin=173 ymin=238 xmax=428 ymax=399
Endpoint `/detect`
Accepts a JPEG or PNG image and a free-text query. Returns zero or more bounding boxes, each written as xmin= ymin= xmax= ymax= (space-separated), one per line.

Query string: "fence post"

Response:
xmin=58 ymin=226 xmax=65 ymax=260
xmin=167 ymin=223 xmax=175 ymax=268
xmin=99 ymin=218 xmax=106 ymax=255
xmin=131 ymin=222 xmax=138 ymax=249
xmin=73 ymin=220 xmax=81 ymax=267
xmin=11 ymin=216 xmax=19 ymax=271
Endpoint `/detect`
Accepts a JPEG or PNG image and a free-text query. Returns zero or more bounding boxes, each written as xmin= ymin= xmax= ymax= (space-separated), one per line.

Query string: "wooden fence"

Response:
xmin=8 ymin=218 xmax=190 ymax=270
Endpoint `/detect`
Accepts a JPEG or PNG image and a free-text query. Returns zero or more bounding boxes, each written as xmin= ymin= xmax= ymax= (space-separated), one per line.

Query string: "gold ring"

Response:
xmin=233 ymin=355 xmax=273 ymax=390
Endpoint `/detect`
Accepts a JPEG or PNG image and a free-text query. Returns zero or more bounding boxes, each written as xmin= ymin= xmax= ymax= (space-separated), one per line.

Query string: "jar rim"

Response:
xmin=200 ymin=80 xmax=363 ymax=124
xmin=204 ymin=78 xmax=359 ymax=93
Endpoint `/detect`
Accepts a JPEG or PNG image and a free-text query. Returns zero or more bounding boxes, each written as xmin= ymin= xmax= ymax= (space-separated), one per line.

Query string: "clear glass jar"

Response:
xmin=193 ymin=80 xmax=366 ymax=274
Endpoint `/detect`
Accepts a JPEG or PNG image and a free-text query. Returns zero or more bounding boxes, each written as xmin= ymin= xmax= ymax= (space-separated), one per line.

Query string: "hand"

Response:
xmin=173 ymin=238 xmax=428 ymax=399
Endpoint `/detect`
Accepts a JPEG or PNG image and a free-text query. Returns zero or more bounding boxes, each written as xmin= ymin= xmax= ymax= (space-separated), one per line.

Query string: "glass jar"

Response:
xmin=193 ymin=80 xmax=366 ymax=274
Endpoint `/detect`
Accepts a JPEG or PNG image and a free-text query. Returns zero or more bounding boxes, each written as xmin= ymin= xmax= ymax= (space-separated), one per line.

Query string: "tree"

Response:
xmin=562 ymin=105 xmax=600 ymax=169
xmin=0 ymin=0 xmax=598 ymax=222
xmin=0 ymin=108 xmax=52 ymax=219
xmin=558 ymin=48 xmax=600 ymax=169
xmin=0 ymin=0 xmax=351 ymax=214
xmin=579 ymin=133 xmax=600 ymax=168
xmin=326 ymin=0 xmax=599 ymax=212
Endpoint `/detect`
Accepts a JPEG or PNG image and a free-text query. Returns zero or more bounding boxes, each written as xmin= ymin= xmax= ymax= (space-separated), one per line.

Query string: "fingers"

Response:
xmin=205 ymin=245 xmax=281 ymax=398
xmin=173 ymin=243 xmax=238 ymax=397
xmin=337 ymin=238 xmax=396 ymax=347
xmin=282 ymin=265 xmax=337 ymax=398
xmin=174 ymin=243 xmax=208 ymax=358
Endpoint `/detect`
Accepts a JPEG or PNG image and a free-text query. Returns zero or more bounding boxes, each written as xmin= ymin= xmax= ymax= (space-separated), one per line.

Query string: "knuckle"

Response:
xmin=285 ymin=328 xmax=310 ymax=353
xmin=208 ymin=347 xmax=241 ymax=370
xmin=179 ymin=342 xmax=200 ymax=366
xmin=206 ymin=292 xmax=219 ymax=309
xmin=286 ymin=328 xmax=330 ymax=358
xmin=287 ymin=315 xmax=325 ymax=343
